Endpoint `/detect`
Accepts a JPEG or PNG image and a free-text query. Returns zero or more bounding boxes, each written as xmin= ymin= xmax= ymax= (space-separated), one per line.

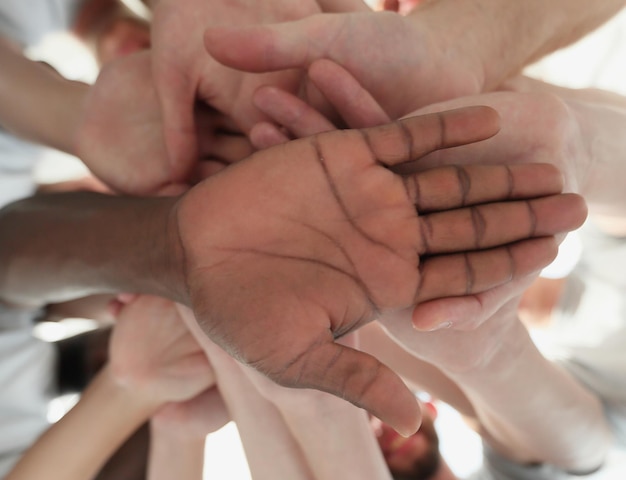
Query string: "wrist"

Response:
xmin=158 ymin=196 xmax=189 ymax=305
xmin=99 ymin=365 xmax=162 ymax=417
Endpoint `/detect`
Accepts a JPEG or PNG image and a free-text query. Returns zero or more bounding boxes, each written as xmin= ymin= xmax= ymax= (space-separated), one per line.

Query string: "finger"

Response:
xmin=309 ymin=59 xmax=390 ymax=128
xmin=204 ymin=16 xmax=340 ymax=73
xmin=277 ymin=340 xmax=421 ymax=436
xmin=253 ymin=85 xmax=336 ymax=138
xmin=412 ymin=276 xmax=537 ymax=332
xmin=249 ymin=122 xmax=291 ymax=149
xmin=418 ymin=193 xmax=587 ymax=255
xmin=360 ymin=106 xmax=501 ymax=167
xmin=408 ymin=163 xmax=564 ymax=212
xmin=415 ymin=237 xmax=559 ymax=305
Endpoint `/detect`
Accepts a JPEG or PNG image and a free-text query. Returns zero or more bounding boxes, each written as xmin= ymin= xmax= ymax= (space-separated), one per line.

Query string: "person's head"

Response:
xmin=374 ymin=400 xmax=442 ymax=480
xmin=73 ymin=0 xmax=150 ymax=66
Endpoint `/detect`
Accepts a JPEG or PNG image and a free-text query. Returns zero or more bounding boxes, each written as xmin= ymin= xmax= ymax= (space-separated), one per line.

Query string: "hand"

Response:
xmin=174 ymin=107 xmax=585 ymax=434
xmin=204 ymin=11 xmax=481 ymax=124
xmin=249 ymin=66 xmax=590 ymax=331
xmin=150 ymin=0 xmax=321 ymax=169
xmin=109 ymin=295 xmax=215 ymax=405
xmin=75 ymin=50 xmax=253 ymax=195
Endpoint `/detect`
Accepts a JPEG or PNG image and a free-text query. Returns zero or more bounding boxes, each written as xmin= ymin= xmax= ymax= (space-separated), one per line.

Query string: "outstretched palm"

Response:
xmin=176 ymin=107 xmax=584 ymax=434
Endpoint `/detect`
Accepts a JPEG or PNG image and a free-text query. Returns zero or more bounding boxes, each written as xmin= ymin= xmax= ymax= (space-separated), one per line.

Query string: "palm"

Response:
xmin=76 ymin=52 xmax=174 ymax=194
xmin=175 ymin=108 xmax=581 ymax=432
xmin=109 ymin=296 xmax=214 ymax=404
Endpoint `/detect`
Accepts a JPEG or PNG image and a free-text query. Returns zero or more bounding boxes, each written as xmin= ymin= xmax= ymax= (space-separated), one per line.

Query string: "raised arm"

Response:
xmin=379 ymin=297 xmax=611 ymax=474
xmin=203 ymin=0 xmax=625 ymax=122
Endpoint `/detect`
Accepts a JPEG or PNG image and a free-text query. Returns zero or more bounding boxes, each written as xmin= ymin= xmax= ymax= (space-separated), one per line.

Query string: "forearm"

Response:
xmin=148 ymin=422 xmax=204 ymax=480
xmin=5 ymin=366 xmax=158 ymax=480
xmin=272 ymin=389 xmax=392 ymax=480
xmin=0 ymin=192 xmax=185 ymax=308
xmin=408 ymin=0 xmax=625 ymax=92
xmin=203 ymin=344 xmax=314 ymax=480
xmin=0 ymin=37 xmax=88 ymax=153
xmin=445 ymin=318 xmax=610 ymax=473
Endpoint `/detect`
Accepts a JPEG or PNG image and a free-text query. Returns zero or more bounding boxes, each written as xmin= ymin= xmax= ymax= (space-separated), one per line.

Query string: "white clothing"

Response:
xmin=0 ymin=0 xmax=83 ymax=47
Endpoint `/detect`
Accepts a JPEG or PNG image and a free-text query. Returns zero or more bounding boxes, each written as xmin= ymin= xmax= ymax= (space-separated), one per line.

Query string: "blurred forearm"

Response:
xmin=0 ymin=37 xmax=88 ymax=154
xmin=0 ymin=192 xmax=185 ymax=308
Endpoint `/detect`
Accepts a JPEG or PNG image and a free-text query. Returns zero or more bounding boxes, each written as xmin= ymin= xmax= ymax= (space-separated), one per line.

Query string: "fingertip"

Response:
xmin=249 ymin=122 xmax=290 ymax=148
xmin=458 ymin=105 xmax=501 ymax=140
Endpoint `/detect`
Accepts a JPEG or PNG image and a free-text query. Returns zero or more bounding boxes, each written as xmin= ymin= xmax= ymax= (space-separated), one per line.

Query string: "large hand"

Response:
xmin=109 ymin=295 xmax=215 ymax=404
xmin=174 ymin=107 xmax=585 ymax=434
xmin=75 ymin=50 xmax=253 ymax=195
xmin=204 ymin=11 xmax=481 ymax=124
xmin=150 ymin=0 xmax=321 ymax=169
xmin=249 ymin=66 xmax=590 ymax=331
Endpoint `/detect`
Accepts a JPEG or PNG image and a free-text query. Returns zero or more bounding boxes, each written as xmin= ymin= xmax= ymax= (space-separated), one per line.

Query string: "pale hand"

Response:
xmin=150 ymin=0 xmax=321 ymax=169
xmin=109 ymin=295 xmax=215 ymax=405
xmin=75 ymin=50 xmax=252 ymax=195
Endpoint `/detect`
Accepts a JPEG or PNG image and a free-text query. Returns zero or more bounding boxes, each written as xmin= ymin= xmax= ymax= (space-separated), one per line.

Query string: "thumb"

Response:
xmin=204 ymin=14 xmax=344 ymax=73
xmin=276 ymin=340 xmax=421 ymax=437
